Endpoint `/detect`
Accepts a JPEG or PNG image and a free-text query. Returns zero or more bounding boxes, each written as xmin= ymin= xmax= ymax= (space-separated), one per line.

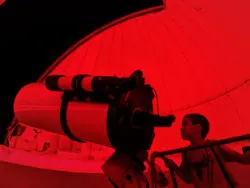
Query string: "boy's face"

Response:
xmin=181 ymin=117 xmax=199 ymax=140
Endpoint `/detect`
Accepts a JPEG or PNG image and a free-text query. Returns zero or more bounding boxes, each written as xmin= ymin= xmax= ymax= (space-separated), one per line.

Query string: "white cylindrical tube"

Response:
xmin=45 ymin=74 xmax=93 ymax=92
xmin=57 ymin=76 xmax=74 ymax=91
xmin=45 ymin=74 xmax=137 ymax=94
xmin=14 ymin=83 xmax=112 ymax=147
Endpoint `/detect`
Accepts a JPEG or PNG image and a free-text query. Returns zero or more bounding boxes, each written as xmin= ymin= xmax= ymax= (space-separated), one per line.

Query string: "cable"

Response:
xmin=152 ymin=87 xmax=160 ymax=116
xmin=149 ymin=159 xmax=157 ymax=188
xmin=169 ymin=169 xmax=178 ymax=188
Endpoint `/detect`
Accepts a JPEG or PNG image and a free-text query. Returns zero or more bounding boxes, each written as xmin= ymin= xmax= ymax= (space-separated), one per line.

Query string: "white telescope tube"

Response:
xmin=14 ymin=83 xmax=112 ymax=147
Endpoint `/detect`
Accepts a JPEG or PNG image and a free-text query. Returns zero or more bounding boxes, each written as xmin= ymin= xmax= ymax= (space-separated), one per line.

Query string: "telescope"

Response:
xmin=14 ymin=70 xmax=175 ymax=187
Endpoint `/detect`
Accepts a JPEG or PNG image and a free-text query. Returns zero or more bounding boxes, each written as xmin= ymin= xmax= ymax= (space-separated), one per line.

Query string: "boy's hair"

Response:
xmin=184 ymin=113 xmax=210 ymax=139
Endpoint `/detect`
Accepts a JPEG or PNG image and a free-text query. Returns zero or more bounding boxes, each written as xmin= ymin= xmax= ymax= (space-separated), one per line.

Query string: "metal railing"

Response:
xmin=150 ymin=134 xmax=250 ymax=188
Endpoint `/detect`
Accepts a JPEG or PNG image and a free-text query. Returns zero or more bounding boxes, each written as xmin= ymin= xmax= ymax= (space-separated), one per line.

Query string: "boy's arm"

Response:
xmin=161 ymin=156 xmax=192 ymax=184
xmin=218 ymin=145 xmax=250 ymax=164
xmin=190 ymin=170 xmax=210 ymax=188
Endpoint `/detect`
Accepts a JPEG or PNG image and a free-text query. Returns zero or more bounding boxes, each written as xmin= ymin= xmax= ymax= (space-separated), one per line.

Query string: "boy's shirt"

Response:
xmin=181 ymin=140 xmax=237 ymax=188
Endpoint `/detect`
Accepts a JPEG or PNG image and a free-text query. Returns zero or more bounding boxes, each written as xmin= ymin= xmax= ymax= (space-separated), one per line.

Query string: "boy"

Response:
xmin=157 ymin=113 xmax=250 ymax=188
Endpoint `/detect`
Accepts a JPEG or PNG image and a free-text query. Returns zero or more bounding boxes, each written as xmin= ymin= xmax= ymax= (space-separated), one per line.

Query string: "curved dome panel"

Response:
xmin=46 ymin=0 xmax=250 ymax=150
